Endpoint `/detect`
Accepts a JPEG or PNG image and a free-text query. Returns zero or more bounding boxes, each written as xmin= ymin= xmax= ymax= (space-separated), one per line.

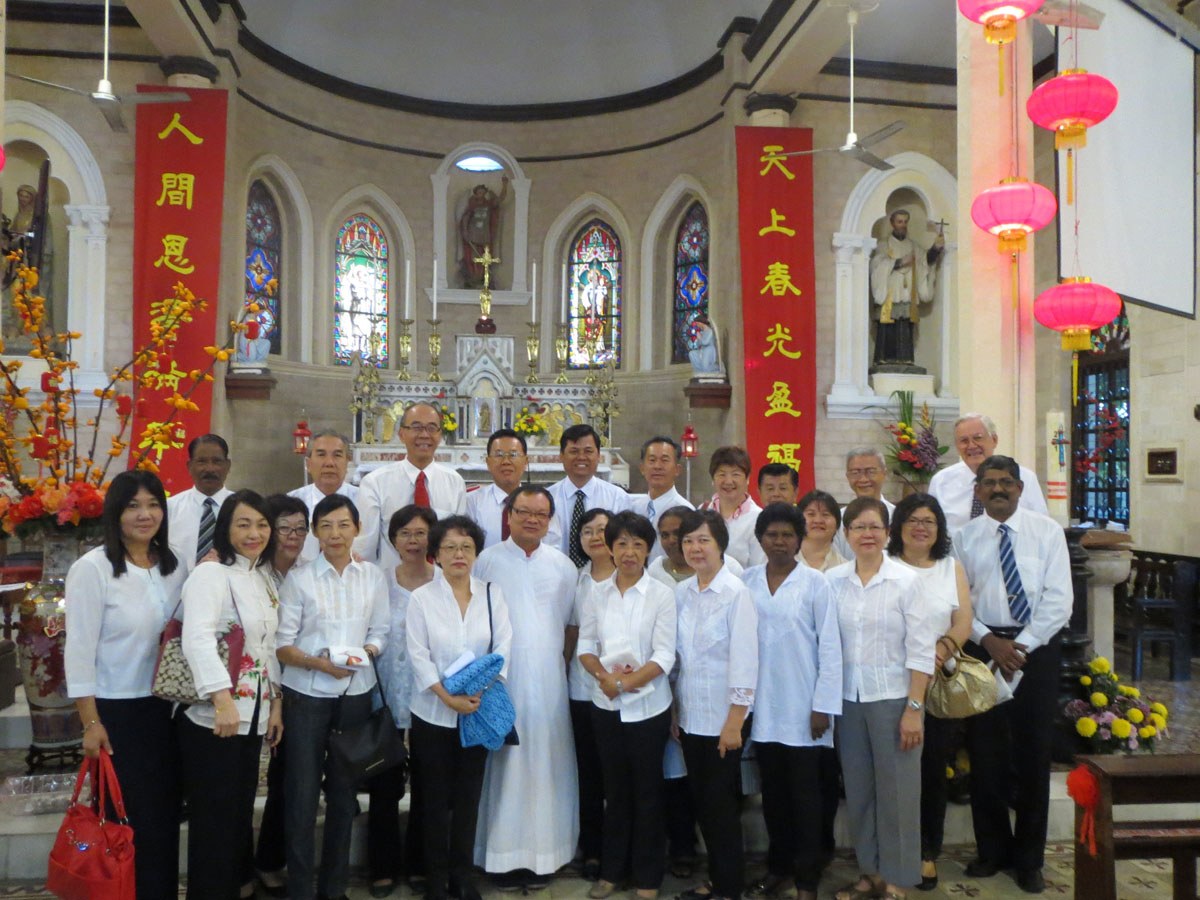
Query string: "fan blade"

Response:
xmin=6 ymin=73 xmax=93 ymax=97
xmin=118 ymin=92 xmax=192 ymax=105
xmin=93 ymin=98 xmax=128 ymax=133
xmin=776 ymin=146 xmax=840 ymax=158
xmin=856 ymin=120 xmax=905 ymax=149
xmin=844 ymin=145 xmax=893 ymax=170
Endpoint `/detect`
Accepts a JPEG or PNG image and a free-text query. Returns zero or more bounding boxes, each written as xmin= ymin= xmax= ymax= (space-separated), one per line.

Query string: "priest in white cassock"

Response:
xmin=868 ymin=209 xmax=943 ymax=367
xmin=353 ymin=401 xmax=467 ymax=571
xmin=473 ymin=485 xmax=580 ymax=889
xmin=287 ymin=429 xmax=358 ymax=562
xmin=629 ymin=436 xmax=693 ymax=563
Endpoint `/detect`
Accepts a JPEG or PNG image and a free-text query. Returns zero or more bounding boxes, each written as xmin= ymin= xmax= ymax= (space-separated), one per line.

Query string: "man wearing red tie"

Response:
xmin=353 ymin=401 xmax=467 ymax=570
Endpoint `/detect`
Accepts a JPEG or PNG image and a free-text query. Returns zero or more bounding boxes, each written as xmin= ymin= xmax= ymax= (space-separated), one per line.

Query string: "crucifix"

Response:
xmin=473 ymin=245 xmax=500 ymax=334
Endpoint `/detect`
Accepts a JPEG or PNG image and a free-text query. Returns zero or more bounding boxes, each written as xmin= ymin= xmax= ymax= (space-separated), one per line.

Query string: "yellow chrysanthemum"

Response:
xmin=1090 ymin=692 xmax=1109 ymax=708
xmin=945 ymin=766 xmax=956 ymax=780
xmin=1080 ymin=675 xmax=1092 ymax=686
xmin=1126 ymin=687 xmax=1140 ymax=698
xmin=1127 ymin=708 xmax=1144 ymax=724
xmin=1089 ymin=657 xmax=1111 ymax=674
xmin=1111 ymin=718 xmax=1132 ymax=739
xmin=1138 ymin=726 xmax=1156 ymax=740
xmin=1150 ymin=713 xmax=1166 ymax=730
xmin=1150 ymin=702 xmax=1169 ymax=719
xmin=1075 ymin=718 xmax=1098 ymax=738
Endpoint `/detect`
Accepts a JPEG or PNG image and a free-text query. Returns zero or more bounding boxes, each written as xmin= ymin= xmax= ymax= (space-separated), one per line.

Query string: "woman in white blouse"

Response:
xmin=698 ymin=446 xmax=766 ymax=569
xmin=568 ymin=508 xmax=613 ymax=883
xmin=578 ymin=511 xmax=676 ymax=900
xmin=744 ymin=504 xmax=842 ymax=900
xmin=368 ymin=504 xmax=438 ymax=898
xmin=65 ymin=470 xmax=185 ymax=900
xmin=674 ymin=509 xmax=758 ymax=900
xmin=826 ymin=498 xmax=936 ymax=900
xmin=407 ymin=515 xmax=512 ymax=900
xmin=886 ymin=494 xmax=973 ymax=893
xmin=179 ymin=489 xmax=283 ymax=900
xmin=797 ymin=490 xmax=846 ymax=572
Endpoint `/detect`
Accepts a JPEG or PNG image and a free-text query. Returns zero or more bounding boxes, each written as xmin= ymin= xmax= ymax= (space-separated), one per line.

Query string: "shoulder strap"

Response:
xmin=487 ymin=582 xmax=493 ymax=654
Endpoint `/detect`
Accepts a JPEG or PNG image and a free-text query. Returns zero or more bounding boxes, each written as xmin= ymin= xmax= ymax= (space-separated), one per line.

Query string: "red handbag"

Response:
xmin=46 ymin=753 xmax=135 ymax=900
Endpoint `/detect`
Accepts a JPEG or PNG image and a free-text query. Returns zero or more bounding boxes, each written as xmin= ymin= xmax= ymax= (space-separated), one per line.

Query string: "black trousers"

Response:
xmin=254 ymin=738 xmax=286 ymax=873
xmin=410 ymin=714 xmax=487 ymax=894
xmin=366 ymin=731 xmax=424 ymax=881
xmin=591 ymin=706 xmax=670 ymax=889
xmin=680 ymin=723 xmax=749 ymax=900
xmin=919 ymin=712 xmax=954 ymax=860
xmin=818 ymin=746 xmax=840 ymax=860
xmin=665 ymin=775 xmax=698 ymax=859
xmin=964 ymin=634 xmax=1062 ymax=871
xmin=178 ymin=712 xmax=263 ymax=900
xmin=570 ymin=699 xmax=605 ymax=862
xmin=756 ymin=742 xmax=828 ymax=892
xmin=95 ymin=697 xmax=180 ymax=900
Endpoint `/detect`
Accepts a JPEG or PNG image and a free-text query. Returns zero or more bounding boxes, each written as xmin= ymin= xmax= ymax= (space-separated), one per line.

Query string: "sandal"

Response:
xmin=746 ymin=876 xmax=787 ymax=900
xmin=833 ymin=877 xmax=882 ymax=900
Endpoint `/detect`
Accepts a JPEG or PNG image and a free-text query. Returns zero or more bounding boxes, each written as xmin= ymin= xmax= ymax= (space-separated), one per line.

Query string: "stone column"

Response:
xmin=830 ymin=232 xmax=874 ymax=400
xmin=64 ymin=205 xmax=110 ymax=374
xmin=159 ymin=56 xmax=219 ymax=88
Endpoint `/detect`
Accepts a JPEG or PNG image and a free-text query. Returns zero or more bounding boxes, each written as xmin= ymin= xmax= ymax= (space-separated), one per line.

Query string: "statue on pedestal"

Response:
xmin=460 ymin=176 xmax=509 ymax=287
xmin=868 ymin=210 xmax=944 ymax=372
xmin=687 ymin=313 xmax=724 ymax=379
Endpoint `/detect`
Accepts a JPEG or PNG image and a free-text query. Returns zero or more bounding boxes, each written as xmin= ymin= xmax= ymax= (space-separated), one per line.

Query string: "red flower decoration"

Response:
xmin=30 ymin=437 xmax=50 ymax=460
xmin=115 ymin=395 xmax=132 ymax=418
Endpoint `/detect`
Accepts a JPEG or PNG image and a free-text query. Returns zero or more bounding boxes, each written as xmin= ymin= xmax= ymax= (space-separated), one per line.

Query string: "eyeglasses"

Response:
xmin=510 ymin=508 xmax=551 ymax=522
xmin=903 ymin=517 xmax=938 ymax=529
xmin=489 ymin=451 xmax=525 ymax=460
xmin=847 ymin=523 xmax=886 ymax=533
xmin=847 ymin=467 xmax=882 ymax=479
xmin=956 ymin=432 xmax=991 ymax=446
xmin=402 ymin=423 xmax=441 ymax=435
xmin=275 ymin=525 xmax=309 ymax=538
xmin=979 ymin=477 xmax=1018 ymax=489
xmin=440 ymin=542 xmax=475 ymax=556
xmin=396 ymin=529 xmax=428 ymax=540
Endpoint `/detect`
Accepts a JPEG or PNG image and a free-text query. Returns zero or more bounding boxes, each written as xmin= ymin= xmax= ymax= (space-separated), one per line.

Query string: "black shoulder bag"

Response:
xmin=328 ymin=654 xmax=408 ymax=785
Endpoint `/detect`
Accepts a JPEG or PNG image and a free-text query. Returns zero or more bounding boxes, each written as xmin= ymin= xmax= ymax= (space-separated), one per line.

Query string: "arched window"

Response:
xmin=672 ymin=201 xmax=709 ymax=364
xmin=568 ymin=219 xmax=621 ymax=368
xmin=245 ymin=180 xmax=282 ymax=355
xmin=334 ymin=214 xmax=389 ymax=366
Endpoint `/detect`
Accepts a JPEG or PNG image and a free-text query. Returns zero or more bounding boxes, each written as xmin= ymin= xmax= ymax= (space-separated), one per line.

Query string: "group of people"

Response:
xmin=63 ymin=404 xmax=1071 ymax=900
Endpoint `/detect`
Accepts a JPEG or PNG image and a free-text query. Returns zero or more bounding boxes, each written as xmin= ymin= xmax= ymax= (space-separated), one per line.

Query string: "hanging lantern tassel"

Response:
xmin=1011 ymin=252 xmax=1020 ymax=310
xmin=999 ymin=41 xmax=1005 ymax=96
xmin=1066 ymin=148 xmax=1074 ymax=206
xmin=1072 ymin=351 xmax=1079 ymax=406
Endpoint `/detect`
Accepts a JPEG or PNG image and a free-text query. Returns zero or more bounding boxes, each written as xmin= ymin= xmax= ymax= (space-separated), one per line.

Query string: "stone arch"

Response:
xmin=639 ymin=174 xmax=717 ymax=370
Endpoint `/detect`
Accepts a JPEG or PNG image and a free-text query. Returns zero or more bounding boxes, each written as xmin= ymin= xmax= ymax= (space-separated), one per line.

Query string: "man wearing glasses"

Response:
xmin=833 ymin=447 xmax=894 ymax=559
xmin=928 ymin=412 xmax=1047 ymax=533
xmin=953 ymin=456 xmax=1071 ymax=895
xmin=468 ymin=428 xmax=556 ymax=549
xmin=547 ymin=423 xmax=630 ymax=567
xmin=287 ymin=429 xmax=358 ymax=562
xmin=353 ymin=401 xmax=467 ymax=570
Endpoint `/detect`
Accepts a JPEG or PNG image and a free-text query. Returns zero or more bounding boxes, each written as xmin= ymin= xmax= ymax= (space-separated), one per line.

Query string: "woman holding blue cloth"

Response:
xmin=407 ymin=515 xmax=512 ymax=900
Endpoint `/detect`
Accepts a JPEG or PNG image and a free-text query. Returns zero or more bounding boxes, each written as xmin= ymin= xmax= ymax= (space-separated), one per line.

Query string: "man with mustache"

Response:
xmin=167 ymin=433 xmax=234 ymax=574
xmin=952 ymin=456 xmax=1072 ymax=895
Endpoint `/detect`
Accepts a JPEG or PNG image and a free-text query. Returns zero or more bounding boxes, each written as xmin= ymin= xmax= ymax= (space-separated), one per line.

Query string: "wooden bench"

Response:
xmin=1074 ymin=753 xmax=1200 ymax=900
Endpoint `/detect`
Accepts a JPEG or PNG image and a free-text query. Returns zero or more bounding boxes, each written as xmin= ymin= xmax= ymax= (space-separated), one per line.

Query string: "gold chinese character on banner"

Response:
xmin=153 ymin=234 xmax=195 ymax=274
xmin=764 ymin=381 xmax=802 ymax=418
xmin=766 ymin=443 xmax=802 ymax=470
xmin=757 ymin=208 xmax=796 ymax=238
xmin=141 ymin=361 xmax=188 ymax=392
xmin=759 ymin=262 xmax=802 ymax=297
xmin=156 ymin=173 xmax=196 ymax=209
xmin=758 ymin=146 xmax=795 ymax=181
xmin=157 ymin=112 xmax=204 ymax=145
xmin=763 ymin=323 xmax=803 ymax=359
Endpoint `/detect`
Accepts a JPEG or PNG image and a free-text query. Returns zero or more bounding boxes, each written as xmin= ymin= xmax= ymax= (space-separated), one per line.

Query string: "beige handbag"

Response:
xmin=924 ymin=636 xmax=998 ymax=719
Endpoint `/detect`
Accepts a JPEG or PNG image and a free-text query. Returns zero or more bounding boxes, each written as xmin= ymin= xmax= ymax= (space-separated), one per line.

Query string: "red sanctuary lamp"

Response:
xmin=680 ymin=424 xmax=698 ymax=501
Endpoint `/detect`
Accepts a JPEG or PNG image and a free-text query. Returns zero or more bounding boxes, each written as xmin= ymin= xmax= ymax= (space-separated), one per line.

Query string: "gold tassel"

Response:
xmin=1072 ymin=351 xmax=1079 ymax=406
xmin=1011 ymin=252 xmax=1019 ymax=310
xmin=1066 ymin=149 xmax=1074 ymax=206
xmin=998 ymin=43 xmax=1005 ymax=96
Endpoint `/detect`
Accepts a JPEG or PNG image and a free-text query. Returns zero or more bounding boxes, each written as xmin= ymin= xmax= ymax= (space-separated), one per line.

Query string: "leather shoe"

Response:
xmin=370 ymin=882 xmax=397 ymax=899
xmin=582 ymin=861 xmax=601 ymax=882
xmin=1014 ymin=869 xmax=1045 ymax=894
xmin=450 ymin=880 xmax=483 ymax=900
xmin=964 ymin=859 xmax=1005 ymax=878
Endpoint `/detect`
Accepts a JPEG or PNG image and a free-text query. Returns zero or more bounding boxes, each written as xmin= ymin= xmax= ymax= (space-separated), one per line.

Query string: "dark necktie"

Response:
xmin=970 ymin=496 xmax=985 ymax=519
xmin=413 ymin=471 xmax=430 ymax=508
xmin=998 ymin=523 xmax=1031 ymax=624
xmin=196 ymin=497 xmax=216 ymax=564
xmin=501 ymin=508 xmax=511 ymax=541
xmin=569 ymin=489 xmax=587 ymax=567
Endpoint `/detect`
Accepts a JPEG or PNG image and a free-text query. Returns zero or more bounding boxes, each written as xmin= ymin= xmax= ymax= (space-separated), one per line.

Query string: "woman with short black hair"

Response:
xmin=796 ymin=490 xmax=845 ymax=572
xmin=699 ymin=447 xmax=766 ymax=568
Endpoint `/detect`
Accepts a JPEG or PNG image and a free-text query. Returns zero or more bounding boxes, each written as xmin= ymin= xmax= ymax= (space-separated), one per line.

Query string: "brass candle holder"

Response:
xmin=427 ymin=318 xmax=443 ymax=382
xmin=397 ymin=318 xmax=414 ymax=381
xmin=555 ymin=323 xmax=570 ymax=384
xmin=525 ymin=321 xmax=540 ymax=384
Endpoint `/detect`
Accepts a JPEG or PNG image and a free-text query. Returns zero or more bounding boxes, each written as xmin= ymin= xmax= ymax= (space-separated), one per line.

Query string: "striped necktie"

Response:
xmin=196 ymin=497 xmax=216 ymax=564
xmin=997 ymin=523 xmax=1031 ymax=624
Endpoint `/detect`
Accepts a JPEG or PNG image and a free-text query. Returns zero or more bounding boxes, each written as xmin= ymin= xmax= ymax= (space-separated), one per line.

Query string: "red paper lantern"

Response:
xmin=970 ymin=178 xmax=1057 ymax=254
xmin=1034 ymin=277 xmax=1122 ymax=351
xmin=958 ymin=0 xmax=1045 ymax=44
xmin=1027 ymin=69 xmax=1118 ymax=150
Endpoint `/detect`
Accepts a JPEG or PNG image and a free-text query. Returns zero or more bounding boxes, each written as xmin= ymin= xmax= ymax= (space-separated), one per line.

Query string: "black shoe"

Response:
xmin=582 ymin=861 xmax=601 ymax=882
xmin=1014 ymin=869 xmax=1045 ymax=894
xmin=964 ymin=859 xmax=1005 ymax=878
xmin=527 ymin=874 xmax=551 ymax=891
xmin=493 ymin=871 xmax=524 ymax=893
xmin=370 ymin=881 xmax=397 ymax=899
xmin=450 ymin=879 xmax=483 ymax=900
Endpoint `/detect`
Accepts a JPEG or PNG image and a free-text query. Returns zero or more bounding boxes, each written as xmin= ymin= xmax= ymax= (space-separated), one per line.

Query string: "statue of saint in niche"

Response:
xmin=2 ymin=163 xmax=55 ymax=352
xmin=868 ymin=209 xmax=944 ymax=372
xmin=688 ymin=313 xmax=724 ymax=379
xmin=459 ymin=176 xmax=509 ymax=288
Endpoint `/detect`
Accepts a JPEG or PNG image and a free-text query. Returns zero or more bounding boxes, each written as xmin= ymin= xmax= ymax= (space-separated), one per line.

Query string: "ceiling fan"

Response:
xmin=777 ymin=1 xmax=903 ymax=171
xmin=6 ymin=0 xmax=190 ymax=132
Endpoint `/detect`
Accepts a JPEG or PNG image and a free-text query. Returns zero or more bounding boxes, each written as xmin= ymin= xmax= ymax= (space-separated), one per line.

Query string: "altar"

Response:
xmin=348 ymin=334 xmax=629 ymax=487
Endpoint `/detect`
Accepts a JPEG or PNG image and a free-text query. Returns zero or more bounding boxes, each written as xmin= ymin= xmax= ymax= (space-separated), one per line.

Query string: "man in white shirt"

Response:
xmin=547 ymin=424 xmax=630 ymax=566
xmin=952 ymin=456 xmax=1072 ymax=895
xmin=833 ymin=447 xmax=895 ymax=559
xmin=287 ymin=429 xmax=358 ymax=562
xmin=354 ymin=401 xmax=467 ymax=571
xmin=467 ymin=429 xmax=553 ymax=550
xmin=629 ymin=436 xmax=694 ymax=562
xmin=473 ymin=486 xmax=580 ymax=889
xmin=757 ymin=463 xmax=800 ymax=506
xmin=167 ymin=433 xmax=234 ymax=575
xmin=929 ymin=412 xmax=1048 ymax=533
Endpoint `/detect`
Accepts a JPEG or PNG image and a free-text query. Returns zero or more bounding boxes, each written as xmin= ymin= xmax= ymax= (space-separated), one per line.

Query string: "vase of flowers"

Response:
xmin=514 ymin=406 xmax=548 ymax=447
xmin=439 ymin=405 xmax=459 ymax=445
xmin=1063 ymin=655 xmax=1170 ymax=753
xmin=879 ymin=390 xmax=948 ymax=490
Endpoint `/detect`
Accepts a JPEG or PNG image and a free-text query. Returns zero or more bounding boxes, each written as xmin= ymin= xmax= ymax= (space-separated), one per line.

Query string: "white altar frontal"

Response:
xmin=349 ymin=334 xmax=629 ymax=488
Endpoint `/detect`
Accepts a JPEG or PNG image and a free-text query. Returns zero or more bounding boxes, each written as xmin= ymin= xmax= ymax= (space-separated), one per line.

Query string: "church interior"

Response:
xmin=1 ymin=0 xmax=1200 ymax=894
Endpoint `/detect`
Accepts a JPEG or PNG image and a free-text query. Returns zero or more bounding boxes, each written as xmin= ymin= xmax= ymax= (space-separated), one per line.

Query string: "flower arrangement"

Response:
xmin=439 ymin=405 xmax=458 ymax=435
xmin=513 ymin=406 xmax=548 ymax=438
xmin=1074 ymin=393 xmax=1127 ymax=475
xmin=880 ymin=390 xmax=948 ymax=488
xmin=1063 ymin=655 xmax=1170 ymax=753
xmin=0 ymin=255 xmax=268 ymax=539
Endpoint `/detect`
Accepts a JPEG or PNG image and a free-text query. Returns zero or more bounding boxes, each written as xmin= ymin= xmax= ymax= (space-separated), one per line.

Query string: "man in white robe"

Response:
xmin=868 ymin=210 xmax=943 ymax=366
xmin=473 ymin=486 xmax=580 ymax=888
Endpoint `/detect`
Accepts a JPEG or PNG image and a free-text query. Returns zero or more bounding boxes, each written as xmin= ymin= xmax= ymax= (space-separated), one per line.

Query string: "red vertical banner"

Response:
xmin=734 ymin=126 xmax=817 ymax=496
xmin=131 ymin=87 xmax=228 ymax=492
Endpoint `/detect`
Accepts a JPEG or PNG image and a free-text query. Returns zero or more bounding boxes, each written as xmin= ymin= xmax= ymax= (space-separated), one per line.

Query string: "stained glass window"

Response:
xmin=245 ymin=180 xmax=281 ymax=355
xmin=334 ymin=214 xmax=389 ymax=366
xmin=568 ymin=219 xmax=621 ymax=368
xmin=1071 ymin=303 xmax=1130 ymax=527
xmin=673 ymin=201 xmax=710 ymax=364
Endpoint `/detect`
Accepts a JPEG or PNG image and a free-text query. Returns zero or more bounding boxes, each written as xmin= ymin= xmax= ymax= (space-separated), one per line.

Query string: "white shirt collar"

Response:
xmin=399 ymin=457 xmax=436 ymax=480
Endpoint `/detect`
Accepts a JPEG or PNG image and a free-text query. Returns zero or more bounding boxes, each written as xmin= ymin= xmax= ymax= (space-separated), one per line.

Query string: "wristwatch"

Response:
xmin=615 ymin=678 xmax=624 ymax=693
xmin=907 ymin=699 xmax=924 ymax=712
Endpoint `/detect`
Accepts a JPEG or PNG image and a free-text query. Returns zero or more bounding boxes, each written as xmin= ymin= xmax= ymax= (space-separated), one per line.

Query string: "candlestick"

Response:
xmin=397 ymin=318 xmax=414 ymax=381
xmin=427 ymin=318 xmax=443 ymax=382
xmin=404 ymin=259 xmax=412 ymax=320
xmin=555 ymin=322 xmax=570 ymax=384
xmin=432 ymin=256 xmax=439 ymax=320
xmin=525 ymin=321 xmax=540 ymax=384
